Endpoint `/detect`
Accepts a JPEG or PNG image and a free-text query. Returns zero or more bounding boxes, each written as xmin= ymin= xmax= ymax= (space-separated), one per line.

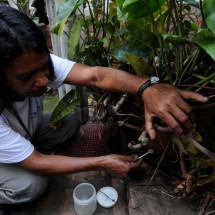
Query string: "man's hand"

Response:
xmin=19 ymin=150 xmax=142 ymax=177
xmin=101 ymin=154 xmax=142 ymax=178
xmin=142 ymin=83 xmax=208 ymax=139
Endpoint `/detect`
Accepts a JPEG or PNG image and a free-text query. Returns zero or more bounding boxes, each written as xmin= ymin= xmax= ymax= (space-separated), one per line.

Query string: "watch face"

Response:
xmin=150 ymin=76 xmax=159 ymax=84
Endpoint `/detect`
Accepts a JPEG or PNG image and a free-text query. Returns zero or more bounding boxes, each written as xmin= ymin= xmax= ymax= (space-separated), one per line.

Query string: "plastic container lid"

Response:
xmin=96 ymin=186 xmax=118 ymax=208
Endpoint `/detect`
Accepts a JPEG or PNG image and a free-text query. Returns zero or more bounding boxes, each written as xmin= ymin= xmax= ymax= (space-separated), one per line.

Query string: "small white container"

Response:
xmin=73 ymin=183 xmax=97 ymax=215
xmin=96 ymin=187 xmax=118 ymax=208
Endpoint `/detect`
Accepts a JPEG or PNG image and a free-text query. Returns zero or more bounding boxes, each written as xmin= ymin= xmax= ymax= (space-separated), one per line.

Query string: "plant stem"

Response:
xmin=199 ymin=0 xmax=206 ymax=28
xmin=172 ymin=0 xmax=182 ymax=36
xmin=187 ymin=72 xmax=215 ymax=91
xmin=142 ymin=0 xmax=158 ymax=33
xmin=149 ymin=141 xmax=170 ymax=185
xmin=179 ymin=49 xmax=201 ymax=84
xmin=87 ymin=0 xmax=96 ymax=40
xmin=185 ymin=135 xmax=215 ymax=160
xmin=192 ymin=74 xmax=215 ymax=85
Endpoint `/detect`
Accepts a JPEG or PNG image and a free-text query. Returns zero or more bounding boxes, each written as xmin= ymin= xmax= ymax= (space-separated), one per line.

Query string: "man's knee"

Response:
xmin=0 ymin=174 xmax=49 ymax=204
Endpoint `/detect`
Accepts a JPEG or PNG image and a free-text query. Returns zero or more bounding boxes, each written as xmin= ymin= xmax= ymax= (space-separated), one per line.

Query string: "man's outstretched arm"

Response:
xmin=64 ymin=63 xmax=208 ymax=139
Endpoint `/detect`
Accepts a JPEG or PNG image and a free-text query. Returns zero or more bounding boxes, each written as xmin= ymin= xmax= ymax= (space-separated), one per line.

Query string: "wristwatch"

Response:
xmin=136 ymin=76 xmax=160 ymax=97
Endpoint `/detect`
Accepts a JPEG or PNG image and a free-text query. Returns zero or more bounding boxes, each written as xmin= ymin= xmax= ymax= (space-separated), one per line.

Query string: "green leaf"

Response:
xmin=191 ymin=22 xmax=200 ymax=32
xmin=57 ymin=18 xmax=67 ymax=39
xmin=113 ymin=28 xmax=129 ymax=36
xmin=119 ymin=0 xmax=166 ymax=20
xmin=195 ymin=29 xmax=215 ymax=60
xmin=68 ymin=16 xmax=83 ymax=60
xmin=53 ymin=0 xmax=84 ymax=34
xmin=192 ymin=131 xmax=203 ymax=142
xmin=186 ymin=142 xmax=199 ymax=155
xmin=153 ymin=3 xmax=169 ymax=33
xmin=113 ymin=46 xmax=144 ymax=62
xmin=162 ymin=34 xmax=191 ymax=44
xmin=124 ymin=53 xmax=153 ymax=76
xmin=203 ymin=0 xmax=215 ymax=33
xmin=50 ymin=90 xmax=79 ymax=123
xmin=116 ymin=0 xmax=125 ymax=11
xmin=100 ymin=37 xmax=109 ymax=47
xmin=109 ymin=1 xmax=117 ymax=22
xmin=51 ymin=25 xmax=60 ymax=35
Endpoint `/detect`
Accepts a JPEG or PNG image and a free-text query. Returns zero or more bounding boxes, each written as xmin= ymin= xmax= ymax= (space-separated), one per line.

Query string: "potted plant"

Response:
xmin=111 ymin=0 xmax=215 ymax=205
xmin=51 ymin=0 xmax=215 ymax=208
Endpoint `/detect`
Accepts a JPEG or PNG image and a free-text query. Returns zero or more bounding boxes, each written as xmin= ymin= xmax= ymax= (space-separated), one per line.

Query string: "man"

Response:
xmin=0 ymin=5 xmax=208 ymax=206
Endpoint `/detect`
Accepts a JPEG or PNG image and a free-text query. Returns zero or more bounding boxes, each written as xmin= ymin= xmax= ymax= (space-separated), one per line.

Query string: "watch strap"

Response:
xmin=136 ymin=80 xmax=151 ymax=97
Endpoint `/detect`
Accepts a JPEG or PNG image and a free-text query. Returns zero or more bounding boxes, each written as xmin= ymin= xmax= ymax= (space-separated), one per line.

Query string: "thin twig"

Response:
xmin=179 ymin=149 xmax=192 ymax=179
xmin=116 ymin=112 xmax=144 ymax=120
xmin=118 ymin=121 xmax=142 ymax=131
xmin=149 ymin=142 xmax=170 ymax=185
xmin=204 ymin=210 xmax=215 ymax=215
xmin=149 ymin=187 xmax=176 ymax=199
xmin=208 ymin=94 xmax=215 ymax=100
xmin=179 ymin=149 xmax=193 ymax=194
xmin=98 ymin=190 xmax=116 ymax=202
xmin=198 ymin=197 xmax=210 ymax=215
xmin=112 ymin=94 xmax=127 ymax=113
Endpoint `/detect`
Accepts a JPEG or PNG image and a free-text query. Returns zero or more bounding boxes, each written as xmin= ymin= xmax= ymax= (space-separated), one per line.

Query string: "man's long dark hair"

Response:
xmin=0 ymin=4 xmax=54 ymax=112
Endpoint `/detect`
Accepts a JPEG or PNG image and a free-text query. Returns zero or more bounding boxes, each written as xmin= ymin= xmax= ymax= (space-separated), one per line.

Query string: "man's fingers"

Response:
xmin=143 ymin=86 xmax=205 ymax=138
xmin=176 ymin=98 xmax=192 ymax=115
xmin=121 ymin=154 xmax=138 ymax=162
xmin=170 ymin=105 xmax=193 ymax=131
xmin=145 ymin=113 xmax=156 ymax=140
xmin=180 ymin=90 xmax=208 ymax=103
xmin=161 ymin=112 xmax=184 ymax=136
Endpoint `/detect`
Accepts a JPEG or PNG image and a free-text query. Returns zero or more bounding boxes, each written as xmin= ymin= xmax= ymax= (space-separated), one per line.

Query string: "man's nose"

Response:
xmin=34 ymin=72 xmax=49 ymax=87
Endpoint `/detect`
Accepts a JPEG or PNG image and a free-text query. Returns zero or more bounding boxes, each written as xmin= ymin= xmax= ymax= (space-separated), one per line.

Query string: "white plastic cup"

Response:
xmin=73 ymin=183 xmax=97 ymax=215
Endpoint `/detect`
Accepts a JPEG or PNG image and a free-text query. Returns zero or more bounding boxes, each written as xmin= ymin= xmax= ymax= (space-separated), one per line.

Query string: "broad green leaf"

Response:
xmin=116 ymin=0 xmax=125 ymax=11
xmin=113 ymin=46 xmax=144 ymax=62
xmin=119 ymin=0 xmax=166 ymax=20
xmin=126 ymin=29 xmax=159 ymax=52
xmin=100 ymin=37 xmax=109 ymax=47
xmin=68 ymin=16 xmax=83 ymax=60
xmin=195 ymin=29 xmax=215 ymax=60
xmin=153 ymin=3 xmax=168 ymax=33
xmin=53 ymin=0 xmax=84 ymax=32
xmin=191 ymin=22 xmax=200 ymax=32
xmin=124 ymin=53 xmax=153 ymax=76
xmin=57 ymin=18 xmax=67 ymax=39
xmin=109 ymin=1 xmax=117 ymax=22
xmin=50 ymin=90 xmax=79 ymax=123
xmin=203 ymin=0 xmax=215 ymax=33
xmin=51 ymin=24 xmax=60 ymax=35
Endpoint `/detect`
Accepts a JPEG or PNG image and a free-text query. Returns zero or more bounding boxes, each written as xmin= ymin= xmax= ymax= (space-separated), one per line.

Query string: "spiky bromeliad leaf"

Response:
xmin=50 ymin=89 xmax=79 ymax=123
